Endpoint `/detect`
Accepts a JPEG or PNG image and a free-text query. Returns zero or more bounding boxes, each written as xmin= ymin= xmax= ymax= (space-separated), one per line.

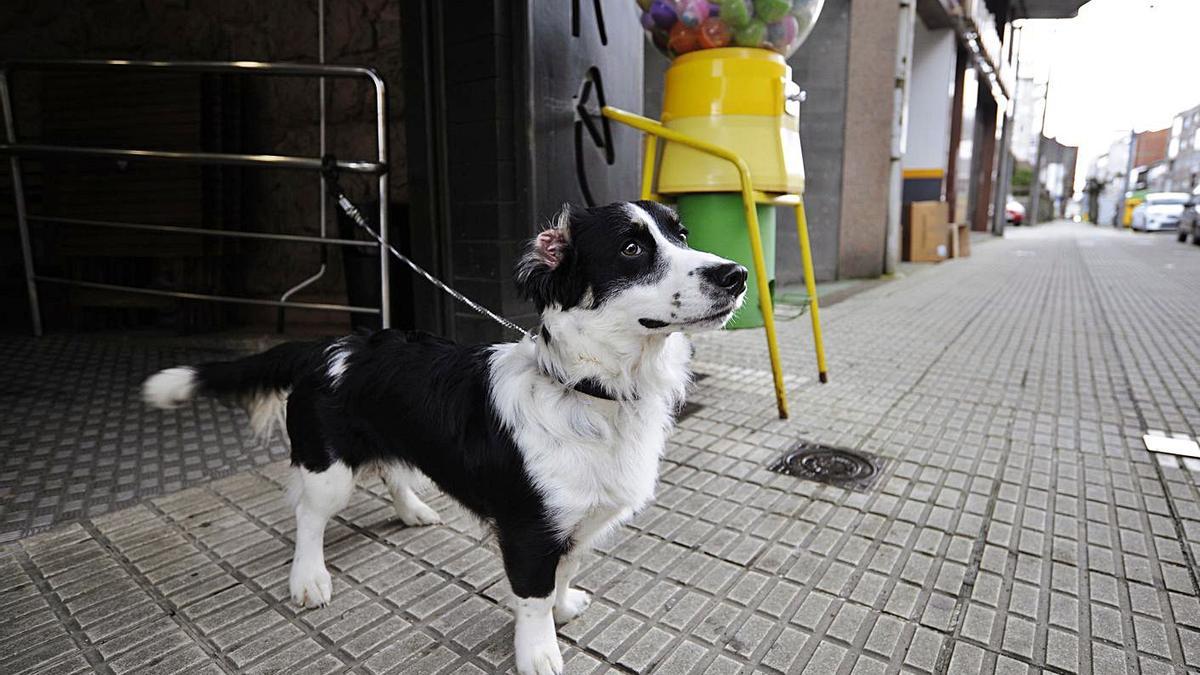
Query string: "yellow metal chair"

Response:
xmin=602 ymin=105 xmax=828 ymax=419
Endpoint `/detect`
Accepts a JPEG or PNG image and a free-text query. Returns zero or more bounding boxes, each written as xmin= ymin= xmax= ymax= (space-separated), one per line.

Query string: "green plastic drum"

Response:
xmin=676 ymin=193 xmax=775 ymax=329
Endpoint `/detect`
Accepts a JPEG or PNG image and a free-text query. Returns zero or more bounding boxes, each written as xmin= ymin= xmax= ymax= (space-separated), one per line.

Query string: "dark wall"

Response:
xmin=405 ymin=0 xmax=644 ymax=344
xmin=403 ymin=1 xmax=523 ymax=343
xmin=0 ymin=0 xmax=406 ymax=332
xmin=526 ymin=1 xmax=644 ymax=223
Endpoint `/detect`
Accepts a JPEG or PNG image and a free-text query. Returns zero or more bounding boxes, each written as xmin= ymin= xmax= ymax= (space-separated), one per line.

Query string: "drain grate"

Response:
xmin=768 ymin=441 xmax=886 ymax=491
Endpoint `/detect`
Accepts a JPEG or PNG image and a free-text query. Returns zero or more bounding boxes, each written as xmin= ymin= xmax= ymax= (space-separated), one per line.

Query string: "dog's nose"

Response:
xmin=702 ymin=263 xmax=748 ymax=295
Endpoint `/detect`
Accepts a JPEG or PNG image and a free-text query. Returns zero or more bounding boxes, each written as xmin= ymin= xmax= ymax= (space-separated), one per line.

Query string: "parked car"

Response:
xmin=1005 ymin=199 xmax=1025 ymax=225
xmin=1131 ymin=192 xmax=1189 ymax=232
xmin=1176 ymin=186 xmax=1200 ymax=244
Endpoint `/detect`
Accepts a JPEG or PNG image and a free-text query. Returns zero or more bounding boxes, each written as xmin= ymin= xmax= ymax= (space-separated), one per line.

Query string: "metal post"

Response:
xmin=319 ymin=0 xmax=327 ymax=264
xmin=992 ymin=79 xmax=1018 ymax=234
xmin=992 ymin=25 xmax=1022 ymax=235
xmin=1028 ymin=76 xmax=1050 ymax=225
xmin=0 ymin=70 xmax=41 ymax=335
xmin=0 ymin=143 xmax=383 ymax=172
xmin=278 ymin=0 xmax=331 ymax=328
xmin=373 ymin=74 xmax=391 ymax=329
xmin=885 ymin=0 xmax=915 ymax=275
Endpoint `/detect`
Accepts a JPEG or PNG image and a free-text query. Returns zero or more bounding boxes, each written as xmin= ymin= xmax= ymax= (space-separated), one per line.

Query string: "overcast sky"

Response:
xmin=1017 ymin=0 xmax=1200 ymax=191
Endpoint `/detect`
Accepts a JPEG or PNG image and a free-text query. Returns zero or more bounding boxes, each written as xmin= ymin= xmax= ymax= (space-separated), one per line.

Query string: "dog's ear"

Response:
xmin=516 ymin=204 xmax=583 ymax=311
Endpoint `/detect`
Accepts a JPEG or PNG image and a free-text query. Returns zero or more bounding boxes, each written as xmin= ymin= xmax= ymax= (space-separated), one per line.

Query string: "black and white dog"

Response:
xmin=142 ymin=200 xmax=746 ymax=674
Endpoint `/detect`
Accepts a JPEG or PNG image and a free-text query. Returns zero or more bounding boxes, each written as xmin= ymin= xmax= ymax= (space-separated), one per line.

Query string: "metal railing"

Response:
xmin=0 ymin=58 xmax=391 ymax=335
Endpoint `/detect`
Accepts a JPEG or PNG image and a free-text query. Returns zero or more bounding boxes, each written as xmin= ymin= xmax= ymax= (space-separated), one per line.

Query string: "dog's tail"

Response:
xmin=142 ymin=340 xmax=326 ymax=442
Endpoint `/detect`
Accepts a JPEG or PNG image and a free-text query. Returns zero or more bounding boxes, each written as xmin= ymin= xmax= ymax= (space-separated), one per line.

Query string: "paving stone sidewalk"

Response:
xmin=0 ymin=336 xmax=290 ymax=542
xmin=2 ymin=222 xmax=1200 ymax=674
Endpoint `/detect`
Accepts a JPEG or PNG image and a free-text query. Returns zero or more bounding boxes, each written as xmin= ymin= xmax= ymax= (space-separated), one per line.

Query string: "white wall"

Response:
xmin=902 ymin=18 xmax=956 ymax=172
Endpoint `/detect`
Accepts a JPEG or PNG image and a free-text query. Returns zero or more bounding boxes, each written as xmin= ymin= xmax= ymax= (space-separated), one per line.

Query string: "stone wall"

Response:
xmin=837 ymin=0 xmax=898 ymax=278
xmin=780 ymin=0 xmax=852 ymax=283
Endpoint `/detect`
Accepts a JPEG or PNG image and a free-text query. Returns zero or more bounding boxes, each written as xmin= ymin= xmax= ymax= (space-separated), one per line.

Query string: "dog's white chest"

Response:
xmin=517 ymin=398 xmax=669 ymax=534
xmin=562 ymin=405 xmax=662 ymax=501
xmin=487 ymin=340 xmax=685 ymax=543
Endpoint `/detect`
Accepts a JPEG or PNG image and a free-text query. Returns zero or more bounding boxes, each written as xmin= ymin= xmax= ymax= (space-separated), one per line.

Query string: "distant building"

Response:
xmin=1084 ymin=128 xmax=1171 ymax=226
xmin=1132 ymin=128 xmax=1170 ymax=193
xmin=1085 ymin=134 xmax=1133 ymax=225
xmin=1166 ymin=104 xmax=1200 ymax=192
xmin=1032 ymin=137 xmax=1077 ymax=219
xmin=1136 ymin=128 xmax=1169 ymax=167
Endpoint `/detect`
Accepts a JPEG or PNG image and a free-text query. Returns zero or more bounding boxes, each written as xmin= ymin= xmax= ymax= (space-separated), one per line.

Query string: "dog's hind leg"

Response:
xmin=288 ymin=462 xmax=354 ymax=608
xmin=380 ymin=463 xmax=442 ymax=526
xmin=550 ymin=509 xmax=623 ymax=624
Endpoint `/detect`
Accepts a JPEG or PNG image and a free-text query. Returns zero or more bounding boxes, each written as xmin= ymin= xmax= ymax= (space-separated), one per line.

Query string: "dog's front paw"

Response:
xmin=553 ymin=588 xmax=591 ymax=625
xmin=515 ymin=636 xmax=563 ymax=675
xmin=289 ymin=560 xmax=332 ymax=608
xmin=514 ymin=596 xmax=563 ymax=675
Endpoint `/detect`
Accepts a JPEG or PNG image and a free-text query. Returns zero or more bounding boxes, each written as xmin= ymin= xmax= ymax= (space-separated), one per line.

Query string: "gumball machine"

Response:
xmin=604 ymin=0 xmax=827 ymax=418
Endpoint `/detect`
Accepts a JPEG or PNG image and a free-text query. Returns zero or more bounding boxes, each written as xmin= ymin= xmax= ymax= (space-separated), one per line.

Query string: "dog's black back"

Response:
xmin=288 ymin=331 xmax=546 ymax=524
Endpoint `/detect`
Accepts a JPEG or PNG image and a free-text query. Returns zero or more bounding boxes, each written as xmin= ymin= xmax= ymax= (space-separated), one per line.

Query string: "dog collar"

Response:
xmin=571 ymin=377 xmax=623 ymax=401
xmin=540 ymin=370 xmax=631 ymax=401
xmin=534 ymin=325 xmax=634 ymax=402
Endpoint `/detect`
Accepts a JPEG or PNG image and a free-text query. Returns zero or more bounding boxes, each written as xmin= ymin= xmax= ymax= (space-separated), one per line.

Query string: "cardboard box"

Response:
xmin=904 ymin=201 xmax=949 ymax=262
xmin=949 ymin=223 xmax=971 ymax=258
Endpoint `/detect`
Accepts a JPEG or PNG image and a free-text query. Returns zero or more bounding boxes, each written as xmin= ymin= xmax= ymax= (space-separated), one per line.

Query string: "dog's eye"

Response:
xmin=679 ymin=228 xmax=688 ymax=241
xmin=621 ymin=241 xmax=642 ymax=257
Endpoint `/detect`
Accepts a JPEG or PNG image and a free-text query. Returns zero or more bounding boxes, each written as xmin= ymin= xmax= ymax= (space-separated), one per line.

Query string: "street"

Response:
xmin=2 ymin=222 xmax=1199 ymax=674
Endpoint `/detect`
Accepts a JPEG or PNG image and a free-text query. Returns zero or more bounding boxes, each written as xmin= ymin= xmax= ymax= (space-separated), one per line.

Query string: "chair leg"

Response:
xmin=736 ymin=190 xmax=789 ymax=419
xmin=794 ymin=199 xmax=828 ymax=383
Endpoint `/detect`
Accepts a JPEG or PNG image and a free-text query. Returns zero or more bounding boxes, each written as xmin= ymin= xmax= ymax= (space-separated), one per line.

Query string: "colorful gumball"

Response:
xmin=754 ymin=0 xmax=790 ymax=23
xmin=733 ymin=18 xmax=767 ymax=47
xmin=668 ymin=21 xmax=701 ymax=54
xmin=677 ymin=0 xmax=710 ymax=27
xmin=698 ymin=16 xmax=733 ymax=49
xmin=767 ymin=15 xmax=799 ymax=52
xmin=651 ymin=26 xmax=671 ymax=52
xmin=719 ymin=0 xmax=753 ymax=28
xmin=650 ymin=0 xmax=678 ymax=29
xmin=635 ymin=0 xmax=821 ymax=58
xmin=652 ymin=26 xmax=672 ymax=52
